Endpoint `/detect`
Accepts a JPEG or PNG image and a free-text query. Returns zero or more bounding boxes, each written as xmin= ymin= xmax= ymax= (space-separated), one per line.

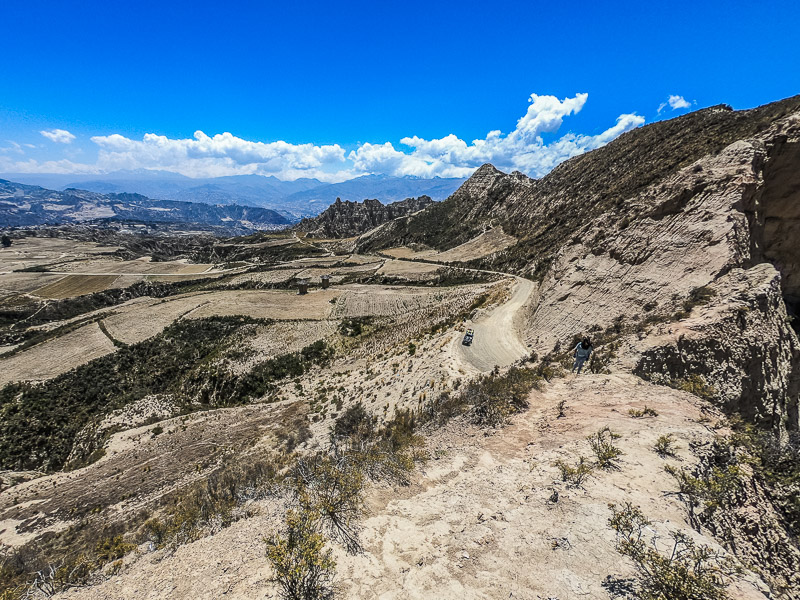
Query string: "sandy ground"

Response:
xmin=0 ymin=282 xmax=494 ymax=385
xmin=0 ymin=238 xmax=120 ymax=273
xmin=33 ymin=274 xmax=122 ymax=299
xmin=101 ymin=289 xmax=340 ymax=344
xmin=377 ymin=260 xmax=441 ymax=277
xmin=50 ymin=374 xmax=770 ymax=600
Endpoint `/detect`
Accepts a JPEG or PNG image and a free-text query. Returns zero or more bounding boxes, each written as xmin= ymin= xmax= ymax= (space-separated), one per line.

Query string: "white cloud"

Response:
xmin=658 ymin=94 xmax=692 ymax=113
xmin=350 ymin=93 xmax=644 ymax=178
xmin=40 ymin=129 xmax=76 ymax=144
xmin=0 ymin=156 xmax=100 ymax=174
xmin=669 ymin=95 xmax=691 ymax=110
xmin=5 ymin=94 xmax=644 ymax=181
xmin=87 ymin=131 xmax=347 ymax=179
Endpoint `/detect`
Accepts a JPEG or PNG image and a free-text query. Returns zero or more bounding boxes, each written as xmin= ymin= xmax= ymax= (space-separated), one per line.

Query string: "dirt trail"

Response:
xmin=456 ymin=276 xmax=534 ymax=372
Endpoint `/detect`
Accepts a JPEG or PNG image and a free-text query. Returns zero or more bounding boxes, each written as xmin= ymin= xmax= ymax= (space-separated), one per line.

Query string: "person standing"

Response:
xmin=572 ymin=337 xmax=593 ymax=374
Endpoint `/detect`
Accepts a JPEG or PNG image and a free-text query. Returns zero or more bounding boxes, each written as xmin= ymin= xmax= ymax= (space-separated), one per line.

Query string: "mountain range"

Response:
xmin=0 ymin=171 xmax=466 ymax=219
xmin=0 ymin=179 xmax=289 ymax=232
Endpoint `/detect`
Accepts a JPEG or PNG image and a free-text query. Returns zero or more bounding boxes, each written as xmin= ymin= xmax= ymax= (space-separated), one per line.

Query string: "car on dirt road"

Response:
xmin=462 ymin=328 xmax=474 ymax=346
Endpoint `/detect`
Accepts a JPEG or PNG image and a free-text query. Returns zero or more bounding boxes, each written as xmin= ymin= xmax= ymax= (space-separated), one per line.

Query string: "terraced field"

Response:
xmin=0 ymin=322 xmax=117 ymax=386
xmin=33 ymin=274 xmax=121 ymax=299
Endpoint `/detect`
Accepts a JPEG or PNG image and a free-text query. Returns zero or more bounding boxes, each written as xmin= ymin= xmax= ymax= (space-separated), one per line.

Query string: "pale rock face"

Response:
xmin=519 ymin=116 xmax=800 ymax=433
xmin=632 ymin=264 xmax=799 ymax=429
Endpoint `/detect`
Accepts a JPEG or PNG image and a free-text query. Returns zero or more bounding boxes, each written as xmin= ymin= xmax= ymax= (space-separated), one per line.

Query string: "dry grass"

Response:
xmin=0 ymin=322 xmax=117 ymax=386
xmin=33 ymin=275 xmax=121 ymax=299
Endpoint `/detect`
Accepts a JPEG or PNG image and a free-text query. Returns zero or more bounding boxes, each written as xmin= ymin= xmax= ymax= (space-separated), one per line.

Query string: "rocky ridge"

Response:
xmin=294 ymin=195 xmax=434 ymax=238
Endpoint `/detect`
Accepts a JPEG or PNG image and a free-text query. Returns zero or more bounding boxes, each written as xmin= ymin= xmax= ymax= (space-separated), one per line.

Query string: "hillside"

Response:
xmin=293 ymin=195 xmax=434 ymax=238
xmin=357 ymin=96 xmax=800 ymax=273
xmin=0 ymin=180 xmax=290 ymax=231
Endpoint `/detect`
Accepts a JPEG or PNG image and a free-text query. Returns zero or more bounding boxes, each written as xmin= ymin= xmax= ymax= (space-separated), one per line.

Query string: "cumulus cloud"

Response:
xmin=6 ymin=94 xmax=644 ymax=181
xmin=40 ymin=129 xmax=76 ymax=144
xmin=87 ymin=131 xmax=346 ymax=179
xmin=350 ymin=93 xmax=644 ymax=178
xmin=658 ymin=94 xmax=692 ymax=113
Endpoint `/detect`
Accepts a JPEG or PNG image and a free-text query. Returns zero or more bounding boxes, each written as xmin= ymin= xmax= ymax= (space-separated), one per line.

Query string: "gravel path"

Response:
xmin=455 ymin=276 xmax=534 ymax=372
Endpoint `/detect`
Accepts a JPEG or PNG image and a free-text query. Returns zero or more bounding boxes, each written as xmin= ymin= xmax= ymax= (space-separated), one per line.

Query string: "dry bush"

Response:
xmin=608 ymin=502 xmax=739 ymax=600
xmin=265 ymin=509 xmax=336 ymax=600
xmin=0 ymin=534 xmax=135 ymax=600
xmin=292 ymin=455 xmax=365 ymax=555
xmin=142 ymin=455 xmax=284 ymax=550
xmin=466 ymin=367 xmax=540 ymax=427
xmin=553 ymin=456 xmax=593 ymax=487
xmin=588 ymin=427 xmax=624 ymax=469
xmin=629 ymin=406 xmax=659 ymax=418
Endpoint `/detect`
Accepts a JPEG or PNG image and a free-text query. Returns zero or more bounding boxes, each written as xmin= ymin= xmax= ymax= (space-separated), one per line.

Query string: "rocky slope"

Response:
xmin=0 ymin=180 xmax=290 ymax=230
xmin=294 ymin=195 xmax=434 ymax=238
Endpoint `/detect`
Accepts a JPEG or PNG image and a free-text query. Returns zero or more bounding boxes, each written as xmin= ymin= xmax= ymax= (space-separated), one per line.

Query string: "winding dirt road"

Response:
xmin=456 ymin=276 xmax=534 ymax=372
xmin=384 ymin=255 xmax=536 ymax=373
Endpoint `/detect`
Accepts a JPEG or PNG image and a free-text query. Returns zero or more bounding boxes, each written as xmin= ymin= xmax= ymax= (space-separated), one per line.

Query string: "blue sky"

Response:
xmin=1 ymin=0 xmax=798 ymax=181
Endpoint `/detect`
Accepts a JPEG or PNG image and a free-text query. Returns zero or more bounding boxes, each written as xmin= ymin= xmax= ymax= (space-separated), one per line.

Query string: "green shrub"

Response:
xmin=665 ymin=463 xmax=741 ymax=513
xmin=553 ymin=456 xmax=593 ymax=487
xmin=266 ymin=509 xmax=336 ymax=600
xmin=466 ymin=367 xmax=540 ymax=427
xmin=588 ymin=427 xmax=623 ymax=469
xmin=654 ymin=434 xmax=678 ymax=457
xmin=669 ymin=374 xmax=716 ymax=401
xmin=729 ymin=421 xmax=800 ymax=535
xmin=337 ymin=317 xmax=373 ymax=337
xmin=629 ymin=406 xmax=659 ymax=418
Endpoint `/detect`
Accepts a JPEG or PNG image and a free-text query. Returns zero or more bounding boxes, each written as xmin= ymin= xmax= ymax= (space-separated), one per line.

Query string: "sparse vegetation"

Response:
xmin=665 ymin=461 xmax=742 ymax=515
xmin=588 ymin=427 xmax=623 ymax=469
xmin=337 ymin=317 xmax=373 ymax=337
xmin=654 ymin=434 xmax=678 ymax=457
xmin=554 ymin=456 xmax=593 ymax=487
xmin=728 ymin=421 xmax=800 ymax=536
xmin=266 ymin=509 xmax=336 ymax=600
xmin=0 ymin=317 xmax=333 ymax=471
xmin=629 ymin=406 xmax=659 ymax=418
xmin=669 ymin=374 xmax=717 ymax=401
xmin=608 ymin=502 xmax=738 ymax=600
xmin=463 ymin=367 xmax=540 ymax=427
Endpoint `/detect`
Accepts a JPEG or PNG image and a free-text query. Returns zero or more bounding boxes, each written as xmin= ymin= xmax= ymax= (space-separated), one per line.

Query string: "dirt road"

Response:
xmin=456 ymin=276 xmax=534 ymax=372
